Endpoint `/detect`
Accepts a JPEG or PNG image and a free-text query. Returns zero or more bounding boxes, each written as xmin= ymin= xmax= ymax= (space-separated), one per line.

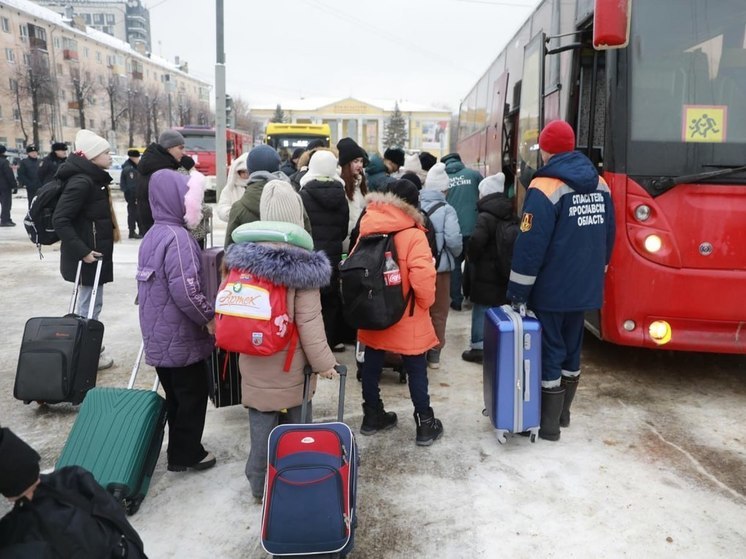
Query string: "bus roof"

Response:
xmin=265 ymin=123 xmax=331 ymax=136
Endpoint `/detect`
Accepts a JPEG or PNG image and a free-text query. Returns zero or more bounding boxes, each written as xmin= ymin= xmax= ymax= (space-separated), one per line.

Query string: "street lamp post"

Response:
xmin=215 ymin=0 xmax=227 ymax=197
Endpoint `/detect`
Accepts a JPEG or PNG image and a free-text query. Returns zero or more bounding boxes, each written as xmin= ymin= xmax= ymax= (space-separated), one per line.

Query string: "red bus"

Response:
xmin=456 ymin=0 xmax=746 ymax=353
xmin=176 ymin=125 xmax=252 ymax=199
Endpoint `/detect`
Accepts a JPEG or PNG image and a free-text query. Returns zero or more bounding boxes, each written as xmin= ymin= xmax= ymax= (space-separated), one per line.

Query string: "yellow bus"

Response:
xmin=264 ymin=123 xmax=331 ymax=150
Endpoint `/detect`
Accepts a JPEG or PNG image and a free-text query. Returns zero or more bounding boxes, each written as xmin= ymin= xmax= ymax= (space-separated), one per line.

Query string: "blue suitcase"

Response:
xmin=260 ymin=365 xmax=358 ymax=558
xmin=483 ymin=305 xmax=541 ymax=443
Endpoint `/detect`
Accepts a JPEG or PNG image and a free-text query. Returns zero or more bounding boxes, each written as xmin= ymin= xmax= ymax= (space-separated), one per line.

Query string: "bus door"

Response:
xmin=485 ymin=71 xmax=509 ymax=180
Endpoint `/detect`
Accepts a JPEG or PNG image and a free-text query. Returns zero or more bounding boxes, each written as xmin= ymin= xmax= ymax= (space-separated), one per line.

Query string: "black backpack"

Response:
xmin=0 ymin=466 xmax=147 ymax=559
xmin=339 ymin=231 xmax=415 ymax=330
xmin=23 ymin=178 xmax=67 ymax=247
xmin=422 ymin=202 xmax=449 ymax=267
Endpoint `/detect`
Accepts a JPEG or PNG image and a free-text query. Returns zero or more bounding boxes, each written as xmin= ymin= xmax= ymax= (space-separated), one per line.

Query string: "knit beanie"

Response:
xmin=424 ymin=162 xmax=451 ymax=191
xmin=539 ymin=120 xmax=575 ymax=154
xmin=260 ymin=180 xmax=305 ymax=227
xmin=337 ymin=137 xmax=368 ymax=167
xmin=0 ymin=428 xmax=40 ymax=498
xmin=158 ymin=129 xmax=186 ymax=149
xmin=478 ymin=173 xmax=506 ymax=198
xmin=400 ymin=171 xmax=422 ymax=190
xmin=384 ymin=147 xmax=405 ymax=168
xmin=300 ymin=150 xmax=343 ymax=187
xmin=247 ymin=145 xmax=281 ymax=174
xmin=440 ymin=153 xmax=461 ymax=164
xmin=386 ymin=179 xmax=420 ymax=208
xmin=74 ymin=129 xmax=110 ymax=160
xmin=127 ymin=148 xmax=141 ymax=157
xmin=419 ymin=152 xmax=437 ymax=171
xmin=403 ymin=153 xmax=423 ymax=175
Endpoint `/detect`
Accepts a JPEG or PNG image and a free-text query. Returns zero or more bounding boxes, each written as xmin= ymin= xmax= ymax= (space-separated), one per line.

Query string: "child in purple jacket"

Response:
xmin=137 ymin=169 xmax=216 ymax=472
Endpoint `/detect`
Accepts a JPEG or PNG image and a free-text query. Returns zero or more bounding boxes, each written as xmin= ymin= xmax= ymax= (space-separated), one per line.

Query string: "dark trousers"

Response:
xmin=320 ymin=283 xmax=344 ymax=347
xmin=123 ymin=190 xmax=139 ymax=234
xmin=533 ymin=310 xmax=585 ymax=386
xmin=26 ymin=187 xmax=39 ymax=209
xmin=0 ymin=187 xmax=11 ymax=222
xmin=156 ymin=360 xmax=209 ymax=466
xmin=362 ymin=347 xmax=431 ymax=414
xmin=450 ymin=235 xmax=470 ymax=305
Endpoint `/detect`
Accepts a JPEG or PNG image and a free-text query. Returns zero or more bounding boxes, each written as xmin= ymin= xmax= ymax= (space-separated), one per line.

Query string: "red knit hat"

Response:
xmin=539 ymin=120 xmax=575 ymax=154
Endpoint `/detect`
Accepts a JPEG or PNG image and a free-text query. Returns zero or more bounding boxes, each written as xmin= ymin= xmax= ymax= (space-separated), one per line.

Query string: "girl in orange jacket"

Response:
xmin=356 ymin=180 xmax=444 ymax=446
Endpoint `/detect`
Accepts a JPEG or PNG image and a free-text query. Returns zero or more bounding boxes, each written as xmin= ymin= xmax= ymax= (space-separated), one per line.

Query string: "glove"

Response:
xmin=510 ymin=299 xmax=527 ymax=317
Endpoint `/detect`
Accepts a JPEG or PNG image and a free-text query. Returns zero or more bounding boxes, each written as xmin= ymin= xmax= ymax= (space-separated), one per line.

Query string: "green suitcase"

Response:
xmin=56 ymin=343 xmax=166 ymax=515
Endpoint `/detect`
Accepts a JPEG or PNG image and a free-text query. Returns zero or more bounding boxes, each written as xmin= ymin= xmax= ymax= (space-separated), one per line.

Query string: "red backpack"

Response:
xmin=214 ymin=269 xmax=297 ymax=371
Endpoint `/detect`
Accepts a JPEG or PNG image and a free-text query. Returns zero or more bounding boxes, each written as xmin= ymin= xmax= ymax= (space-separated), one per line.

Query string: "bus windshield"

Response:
xmin=628 ymin=0 xmax=746 ymax=180
xmin=183 ymin=135 xmax=216 ymax=151
xmin=266 ymin=135 xmax=326 ymax=150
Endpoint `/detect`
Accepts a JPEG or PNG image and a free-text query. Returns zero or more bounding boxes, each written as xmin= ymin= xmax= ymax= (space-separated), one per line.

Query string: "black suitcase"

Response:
xmin=14 ymin=259 xmax=104 ymax=405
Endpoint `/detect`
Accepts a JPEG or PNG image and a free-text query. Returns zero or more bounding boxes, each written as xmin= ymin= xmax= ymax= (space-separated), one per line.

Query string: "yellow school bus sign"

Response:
xmin=683 ymin=105 xmax=727 ymax=143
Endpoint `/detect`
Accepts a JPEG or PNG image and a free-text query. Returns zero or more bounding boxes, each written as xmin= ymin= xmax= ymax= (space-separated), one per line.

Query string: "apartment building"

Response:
xmin=0 ymin=0 xmax=211 ymax=154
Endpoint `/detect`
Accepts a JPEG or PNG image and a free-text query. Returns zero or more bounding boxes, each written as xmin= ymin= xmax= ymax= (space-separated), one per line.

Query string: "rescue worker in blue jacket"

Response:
xmin=506 ymin=120 xmax=615 ymax=442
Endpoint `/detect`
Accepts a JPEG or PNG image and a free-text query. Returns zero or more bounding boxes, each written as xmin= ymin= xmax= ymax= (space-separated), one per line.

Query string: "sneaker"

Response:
xmin=450 ymin=301 xmax=462 ymax=311
xmin=461 ymin=348 xmax=483 ymax=364
xmin=128 ymin=231 xmax=142 ymax=239
xmin=98 ymin=351 xmax=114 ymax=370
xmin=332 ymin=343 xmax=346 ymax=353
xmin=426 ymin=349 xmax=440 ymax=369
xmin=168 ymin=452 xmax=217 ymax=472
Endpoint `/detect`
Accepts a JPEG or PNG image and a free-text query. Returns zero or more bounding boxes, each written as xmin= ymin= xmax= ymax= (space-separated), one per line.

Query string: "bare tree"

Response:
xmin=126 ymin=85 xmax=142 ymax=147
xmin=71 ymin=68 xmax=97 ymax=129
xmin=105 ymin=74 xmax=128 ymax=132
xmin=232 ymin=95 xmax=252 ymax=130
xmin=176 ymin=94 xmax=194 ymax=126
xmin=8 ymin=76 xmax=30 ymax=146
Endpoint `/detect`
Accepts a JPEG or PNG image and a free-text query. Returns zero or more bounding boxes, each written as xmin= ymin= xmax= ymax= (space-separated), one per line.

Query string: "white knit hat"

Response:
xmin=478 ymin=173 xmax=506 ymax=198
xmin=402 ymin=153 xmax=422 ymax=174
xmin=424 ymin=162 xmax=450 ymax=191
xmin=260 ymin=180 xmax=305 ymax=227
xmin=300 ymin=150 xmax=344 ymax=188
xmin=74 ymin=129 xmax=110 ymax=160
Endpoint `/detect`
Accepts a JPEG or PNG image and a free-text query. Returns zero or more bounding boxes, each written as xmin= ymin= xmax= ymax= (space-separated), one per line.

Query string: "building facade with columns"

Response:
xmin=0 ymin=0 xmax=210 ymax=154
xmin=250 ymin=97 xmax=452 ymax=159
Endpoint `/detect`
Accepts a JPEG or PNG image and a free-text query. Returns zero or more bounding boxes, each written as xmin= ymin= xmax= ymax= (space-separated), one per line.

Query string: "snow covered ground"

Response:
xmin=1 ymin=191 xmax=745 ymax=558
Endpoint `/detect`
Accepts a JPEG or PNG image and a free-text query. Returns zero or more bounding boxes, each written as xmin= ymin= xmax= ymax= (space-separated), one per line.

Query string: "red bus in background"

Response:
xmin=456 ymin=0 xmax=746 ymax=353
xmin=176 ymin=125 xmax=252 ymax=201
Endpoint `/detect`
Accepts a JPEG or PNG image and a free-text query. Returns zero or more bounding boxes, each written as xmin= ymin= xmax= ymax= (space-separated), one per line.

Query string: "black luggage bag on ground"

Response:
xmin=14 ymin=259 xmax=104 ymax=405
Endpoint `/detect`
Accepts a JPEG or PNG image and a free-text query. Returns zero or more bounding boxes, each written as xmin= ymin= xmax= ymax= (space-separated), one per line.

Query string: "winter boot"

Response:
xmin=360 ymin=400 xmax=397 ymax=436
xmin=560 ymin=375 xmax=580 ymax=428
xmin=539 ymin=386 xmax=566 ymax=441
xmin=414 ymin=408 xmax=444 ymax=446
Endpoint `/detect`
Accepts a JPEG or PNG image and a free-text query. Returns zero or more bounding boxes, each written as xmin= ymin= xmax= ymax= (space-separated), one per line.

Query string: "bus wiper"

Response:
xmin=651 ymin=165 xmax=746 ymax=195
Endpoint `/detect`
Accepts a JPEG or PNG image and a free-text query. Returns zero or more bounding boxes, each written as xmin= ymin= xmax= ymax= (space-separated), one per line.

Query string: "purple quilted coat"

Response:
xmin=137 ymin=169 xmax=214 ymax=367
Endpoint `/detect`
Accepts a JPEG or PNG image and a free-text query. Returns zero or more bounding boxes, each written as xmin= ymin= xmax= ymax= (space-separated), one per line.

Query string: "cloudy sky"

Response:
xmin=146 ymin=0 xmax=540 ymax=112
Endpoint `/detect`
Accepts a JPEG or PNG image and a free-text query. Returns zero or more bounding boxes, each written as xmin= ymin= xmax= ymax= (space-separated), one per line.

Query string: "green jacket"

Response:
xmin=444 ymin=159 xmax=483 ymax=237
xmin=224 ymin=173 xmax=312 ymax=247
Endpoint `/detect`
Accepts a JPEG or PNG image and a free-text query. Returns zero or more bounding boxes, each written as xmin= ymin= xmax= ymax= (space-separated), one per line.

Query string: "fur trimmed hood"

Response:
xmin=148 ymin=169 xmax=204 ymax=227
xmin=223 ymin=243 xmax=331 ymax=289
xmin=363 ymin=191 xmax=425 ymax=227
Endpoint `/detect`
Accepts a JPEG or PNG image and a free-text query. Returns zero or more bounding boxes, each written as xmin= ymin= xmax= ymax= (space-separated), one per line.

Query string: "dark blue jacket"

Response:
xmin=506 ymin=151 xmax=615 ymax=311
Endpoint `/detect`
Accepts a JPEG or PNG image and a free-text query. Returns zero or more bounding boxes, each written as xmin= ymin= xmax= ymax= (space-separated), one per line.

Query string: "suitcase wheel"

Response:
xmin=125 ymin=496 xmax=143 ymax=516
xmin=481 ymin=408 xmax=488 ymax=417
xmin=530 ymin=433 xmax=537 ymax=443
xmin=495 ymin=430 xmax=508 ymax=445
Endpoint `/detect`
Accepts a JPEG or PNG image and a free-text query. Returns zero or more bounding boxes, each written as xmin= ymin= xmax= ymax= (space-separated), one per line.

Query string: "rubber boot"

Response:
xmin=539 ymin=386 xmax=565 ymax=441
xmin=414 ymin=408 xmax=444 ymax=446
xmin=559 ymin=375 xmax=580 ymax=428
xmin=360 ymin=400 xmax=397 ymax=436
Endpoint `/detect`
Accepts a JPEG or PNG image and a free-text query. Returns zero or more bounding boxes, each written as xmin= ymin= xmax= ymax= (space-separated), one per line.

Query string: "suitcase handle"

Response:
xmin=301 ymin=364 xmax=347 ymax=424
xmin=523 ymin=359 xmax=531 ymax=402
xmin=68 ymin=258 xmax=104 ymax=319
xmin=128 ymin=341 xmax=160 ymax=392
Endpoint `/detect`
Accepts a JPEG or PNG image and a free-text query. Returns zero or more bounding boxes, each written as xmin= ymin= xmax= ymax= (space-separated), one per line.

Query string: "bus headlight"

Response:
xmin=648 ymin=321 xmax=672 ymax=345
xmin=644 ymin=234 xmax=662 ymax=253
xmin=634 ymin=205 xmax=651 ymax=222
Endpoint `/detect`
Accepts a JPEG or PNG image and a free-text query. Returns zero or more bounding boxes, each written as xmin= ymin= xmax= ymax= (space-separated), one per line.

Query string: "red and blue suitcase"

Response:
xmin=483 ymin=305 xmax=541 ymax=443
xmin=260 ymin=365 xmax=358 ymax=558
xmin=14 ymin=259 xmax=104 ymax=405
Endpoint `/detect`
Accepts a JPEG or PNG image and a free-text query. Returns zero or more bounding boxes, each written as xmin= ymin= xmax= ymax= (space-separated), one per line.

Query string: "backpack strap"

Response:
xmin=282 ymin=326 xmax=299 ymax=373
xmin=425 ymin=201 xmax=446 ymax=218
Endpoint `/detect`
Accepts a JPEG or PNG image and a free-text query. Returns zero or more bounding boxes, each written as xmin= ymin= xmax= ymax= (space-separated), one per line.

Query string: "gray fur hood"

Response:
xmin=223 ymin=243 xmax=331 ymax=289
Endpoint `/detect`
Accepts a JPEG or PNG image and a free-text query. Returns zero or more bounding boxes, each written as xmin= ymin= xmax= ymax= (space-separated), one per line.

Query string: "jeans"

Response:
xmin=76 ymin=284 xmax=104 ymax=320
xmin=470 ymin=303 xmax=489 ymax=350
xmin=362 ymin=347 xmax=430 ymax=414
xmin=156 ymin=360 xmax=210 ymax=467
xmin=450 ymin=235 xmax=470 ymax=306
xmin=246 ymin=404 xmax=308 ymax=498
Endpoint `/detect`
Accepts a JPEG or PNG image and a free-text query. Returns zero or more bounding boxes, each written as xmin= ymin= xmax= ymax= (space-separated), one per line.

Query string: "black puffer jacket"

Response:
xmin=53 ymin=154 xmax=115 ymax=285
xmin=299 ymin=179 xmax=349 ymax=266
xmin=467 ymin=192 xmax=519 ymax=306
xmin=38 ymin=152 xmax=66 ymax=186
xmin=136 ymin=143 xmax=181 ymax=234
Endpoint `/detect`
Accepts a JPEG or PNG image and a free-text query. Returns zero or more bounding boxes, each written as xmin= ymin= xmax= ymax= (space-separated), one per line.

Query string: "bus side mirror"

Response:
xmin=593 ymin=0 xmax=631 ymax=50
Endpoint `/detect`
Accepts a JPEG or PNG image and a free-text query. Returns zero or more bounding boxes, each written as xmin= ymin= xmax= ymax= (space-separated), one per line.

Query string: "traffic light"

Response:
xmin=225 ymin=94 xmax=235 ymax=128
